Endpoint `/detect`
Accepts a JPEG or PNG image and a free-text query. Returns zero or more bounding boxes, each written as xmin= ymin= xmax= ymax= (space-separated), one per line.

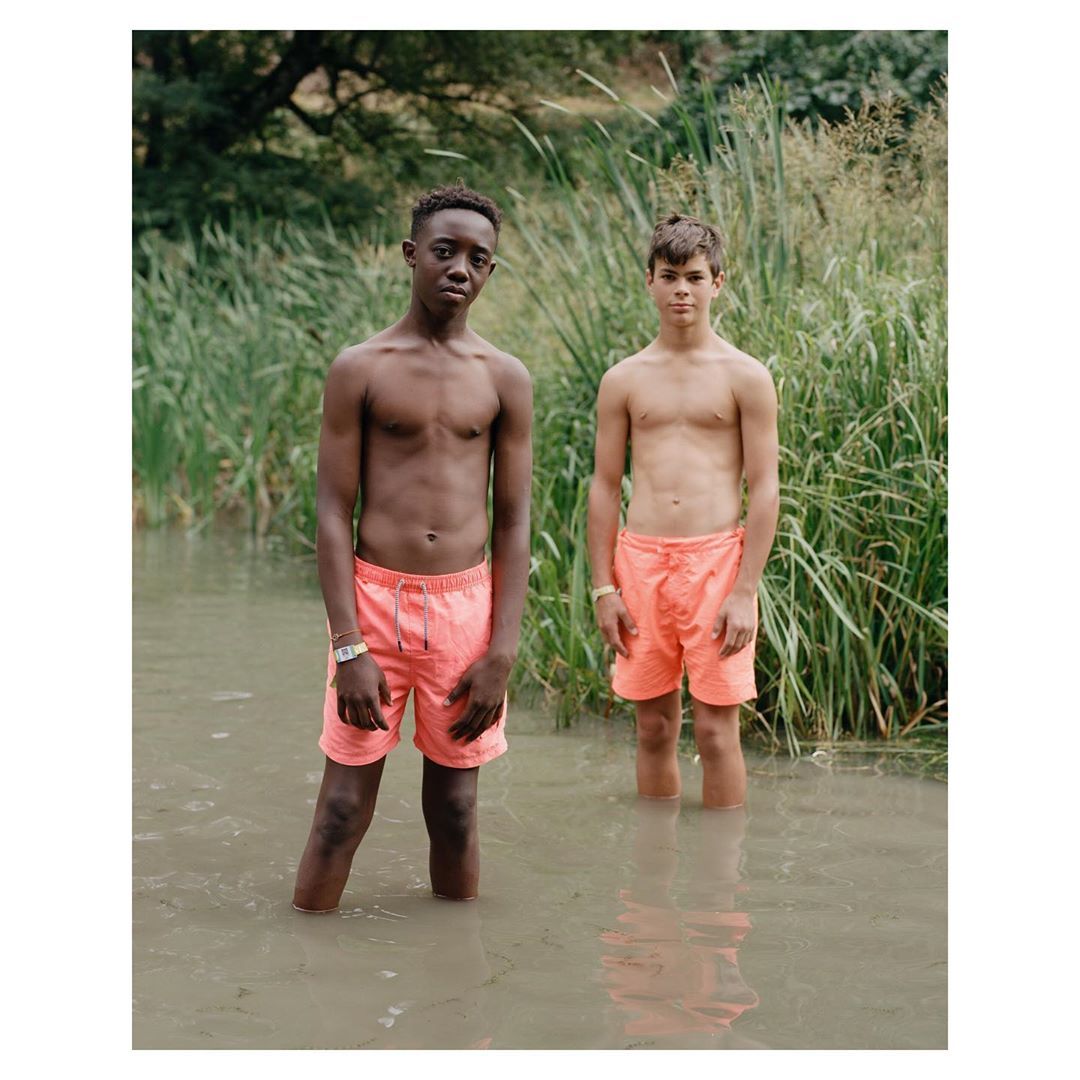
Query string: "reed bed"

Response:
xmin=133 ymin=219 xmax=409 ymax=542
xmin=132 ymin=80 xmax=947 ymax=751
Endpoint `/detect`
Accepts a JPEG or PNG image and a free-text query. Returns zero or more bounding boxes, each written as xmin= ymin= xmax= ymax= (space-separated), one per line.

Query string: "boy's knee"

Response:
xmin=431 ymin=791 xmax=477 ymax=846
xmin=637 ymin=709 xmax=681 ymax=753
xmin=694 ymin=718 xmax=741 ymax=759
xmin=315 ymin=792 xmax=373 ymax=849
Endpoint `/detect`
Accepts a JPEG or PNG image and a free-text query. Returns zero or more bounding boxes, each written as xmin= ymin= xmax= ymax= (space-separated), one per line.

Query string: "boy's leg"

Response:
xmin=293 ymin=756 xmax=387 ymax=912
xmin=635 ymin=688 xmax=683 ymax=799
xmin=690 ymin=698 xmax=746 ymax=808
xmin=422 ymin=757 xmax=481 ymax=900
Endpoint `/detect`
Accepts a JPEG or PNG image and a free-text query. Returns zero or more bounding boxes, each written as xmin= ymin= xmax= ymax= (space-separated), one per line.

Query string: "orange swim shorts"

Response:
xmin=319 ymin=556 xmax=508 ymax=769
xmin=611 ymin=528 xmax=757 ymax=707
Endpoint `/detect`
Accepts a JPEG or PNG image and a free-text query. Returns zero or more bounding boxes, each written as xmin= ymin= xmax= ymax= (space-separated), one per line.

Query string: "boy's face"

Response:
xmin=646 ymin=254 xmax=723 ymax=326
xmin=402 ymin=208 xmax=497 ymax=314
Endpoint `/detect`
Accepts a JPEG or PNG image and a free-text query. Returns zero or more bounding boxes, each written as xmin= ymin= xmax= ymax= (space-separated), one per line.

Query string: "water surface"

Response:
xmin=133 ymin=529 xmax=946 ymax=1049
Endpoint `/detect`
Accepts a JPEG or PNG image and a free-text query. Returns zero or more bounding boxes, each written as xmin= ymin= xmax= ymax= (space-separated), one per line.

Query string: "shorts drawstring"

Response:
xmin=393 ymin=577 xmax=429 ymax=652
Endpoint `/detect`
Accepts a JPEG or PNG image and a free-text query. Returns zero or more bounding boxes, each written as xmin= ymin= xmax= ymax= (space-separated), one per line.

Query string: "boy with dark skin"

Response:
xmin=587 ymin=214 xmax=779 ymax=809
xmin=292 ymin=186 xmax=532 ymax=912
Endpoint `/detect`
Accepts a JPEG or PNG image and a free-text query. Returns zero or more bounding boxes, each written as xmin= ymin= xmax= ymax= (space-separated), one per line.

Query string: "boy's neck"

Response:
xmin=656 ymin=317 xmax=717 ymax=353
xmin=403 ymin=294 xmax=472 ymax=343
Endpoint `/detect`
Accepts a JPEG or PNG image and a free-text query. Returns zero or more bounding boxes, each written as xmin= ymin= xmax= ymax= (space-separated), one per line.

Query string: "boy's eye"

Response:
xmin=434 ymin=246 xmax=452 ymax=257
xmin=471 ymin=255 xmax=488 ymax=267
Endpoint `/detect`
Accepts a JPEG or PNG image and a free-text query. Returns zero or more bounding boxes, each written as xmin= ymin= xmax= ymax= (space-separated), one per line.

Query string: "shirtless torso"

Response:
xmin=616 ymin=341 xmax=759 ymax=538
xmin=339 ymin=327 xmax=520 ymax=575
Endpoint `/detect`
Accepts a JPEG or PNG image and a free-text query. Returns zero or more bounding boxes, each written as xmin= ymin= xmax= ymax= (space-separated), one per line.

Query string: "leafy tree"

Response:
xmin=686 ymin=30 xmax=946 ymax=124
xmin=132 ymin=30 xmax=648 ymax=228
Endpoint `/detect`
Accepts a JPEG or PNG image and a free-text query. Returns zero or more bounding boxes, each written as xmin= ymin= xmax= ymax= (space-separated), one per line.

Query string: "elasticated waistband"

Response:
xmin=618 ymin=526 xmax=744 ymax=554
xmin=353 ymin=555 xmax=490 ymax=593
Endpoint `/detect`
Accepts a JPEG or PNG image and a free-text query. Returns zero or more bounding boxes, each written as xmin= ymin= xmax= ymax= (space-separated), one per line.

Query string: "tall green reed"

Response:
xmin=133 ymin=217 xmax=409 ymax=543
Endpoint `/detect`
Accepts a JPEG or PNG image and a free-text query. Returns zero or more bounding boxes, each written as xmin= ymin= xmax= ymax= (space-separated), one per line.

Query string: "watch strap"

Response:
xmin=333 ymin=641 xmax=369 ymax=663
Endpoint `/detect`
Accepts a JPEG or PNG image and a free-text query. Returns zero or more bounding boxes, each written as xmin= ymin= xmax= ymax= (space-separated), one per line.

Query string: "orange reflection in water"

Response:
xmin=600 ymin=801 xmax=758 ymax=1038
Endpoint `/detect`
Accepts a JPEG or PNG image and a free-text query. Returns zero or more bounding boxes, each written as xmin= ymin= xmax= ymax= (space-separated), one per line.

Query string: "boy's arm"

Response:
xmin=446 ymin=358 xmax=533 ymax=742
xmin=587 ymin=368 xmax=638 ymax=657
xmin=713 ymin=361 xmax=780 ymax=657
xmin=316 ymin=352 xmax=392 ymax=728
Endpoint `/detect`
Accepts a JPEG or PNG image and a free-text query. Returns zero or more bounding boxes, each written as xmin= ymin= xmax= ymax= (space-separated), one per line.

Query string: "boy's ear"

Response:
xmin=402 ymin=238 xmax=416 ymax=267
xmin=712 ymin=270 xmax=725 ymax=295
xmin=645 ymin=269 xmax=654 ymax=286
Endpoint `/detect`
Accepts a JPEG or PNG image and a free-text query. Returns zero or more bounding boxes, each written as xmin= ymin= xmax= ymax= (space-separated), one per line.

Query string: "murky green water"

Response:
xmin=133 ymin=529 xmax=946 ymax=1050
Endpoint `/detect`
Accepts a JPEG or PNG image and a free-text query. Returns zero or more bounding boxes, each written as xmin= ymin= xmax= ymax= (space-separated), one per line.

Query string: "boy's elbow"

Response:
xmin=747 ymin=477 xmax=780 ymax=505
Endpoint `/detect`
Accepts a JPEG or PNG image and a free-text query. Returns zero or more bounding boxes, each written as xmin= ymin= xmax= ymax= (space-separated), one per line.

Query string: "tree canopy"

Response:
xmin=132 ymin=30 xmax=649 ymax=228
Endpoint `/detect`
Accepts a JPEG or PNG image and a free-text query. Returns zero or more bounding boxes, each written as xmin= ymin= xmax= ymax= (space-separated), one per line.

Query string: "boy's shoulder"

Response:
xmin=468 ymin=331 xmax=532 ymax=391
xmin=329 ymin=326 xmax=403 ymax=374
xmin=598 ymin=345 xmax=656 ymax=390
xmin=712 ymin=339 xmax=775 ymax=394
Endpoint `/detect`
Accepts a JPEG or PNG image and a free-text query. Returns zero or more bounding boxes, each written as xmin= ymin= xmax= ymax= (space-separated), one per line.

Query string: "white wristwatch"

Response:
xmin=333 ymin=641 xmax=369 ymax=663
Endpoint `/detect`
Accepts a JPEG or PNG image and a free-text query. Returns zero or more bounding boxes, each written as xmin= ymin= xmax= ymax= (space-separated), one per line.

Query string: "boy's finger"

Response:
xmin=449 ymin=704 xmax=480 ymax=739
xmin=368 ymin=700 xmax=389 ymax=731
xmin=379 ymin=677 xmax=393 ymax=706
xmin=466 ymin=708 xmax=494 ymax=742
xmin=711 ymin=614 xmax=726 ymax=640
xmin=619 ymin=609 xmax=638 ymax=634
xmin=443 ymin=678 xmax=469 ymax=706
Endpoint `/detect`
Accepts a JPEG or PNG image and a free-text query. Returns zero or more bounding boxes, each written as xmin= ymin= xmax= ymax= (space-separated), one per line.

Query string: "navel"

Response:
xmin=672 ymin=496 xmax=681 ymax=505
xmin=426 ymin=532 xmax=438 ymax=542
xmin=639 ymin=411 xmax=648 ymax=419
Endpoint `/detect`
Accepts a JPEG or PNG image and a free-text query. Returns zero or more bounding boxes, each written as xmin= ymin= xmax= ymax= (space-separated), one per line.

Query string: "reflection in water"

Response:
xmin=600 ymin=801 xmax=762 ymax=1044
xmin=291 ymin=898 xmax=499 ymax=1049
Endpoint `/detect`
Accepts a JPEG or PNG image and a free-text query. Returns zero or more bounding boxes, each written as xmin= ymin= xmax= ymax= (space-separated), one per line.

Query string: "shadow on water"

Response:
xmin=133 ymin=528 xmax=946 ymax=1050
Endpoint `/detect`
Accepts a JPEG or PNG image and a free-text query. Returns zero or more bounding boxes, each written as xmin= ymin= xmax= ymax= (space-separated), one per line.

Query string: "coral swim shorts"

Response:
xmin=611 ymin=528 xmax=758 ymax=707
xmin=319 ymin=556 xmax=508 ymax=769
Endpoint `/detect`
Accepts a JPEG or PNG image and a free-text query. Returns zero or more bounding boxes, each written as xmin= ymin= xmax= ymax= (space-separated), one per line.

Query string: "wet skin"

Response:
xmin=293 ymin=208 xmax=533 ymax=910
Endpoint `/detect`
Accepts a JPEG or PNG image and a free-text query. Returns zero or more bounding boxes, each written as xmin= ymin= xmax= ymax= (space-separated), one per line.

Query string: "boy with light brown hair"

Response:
xmin=587 ymin=214 xmax=779 ymax=808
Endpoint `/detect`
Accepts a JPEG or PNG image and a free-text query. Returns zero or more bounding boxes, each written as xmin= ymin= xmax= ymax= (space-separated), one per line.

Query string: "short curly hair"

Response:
xmin=410 ymin=183 xmax=502 ymax=242
xmin=647 ymin=213 xmax=725 ymax=278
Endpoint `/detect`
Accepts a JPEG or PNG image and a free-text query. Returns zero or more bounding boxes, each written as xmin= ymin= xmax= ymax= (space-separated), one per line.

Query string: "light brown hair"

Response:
xmin=647 ymin=213 xmax=724 ymax=278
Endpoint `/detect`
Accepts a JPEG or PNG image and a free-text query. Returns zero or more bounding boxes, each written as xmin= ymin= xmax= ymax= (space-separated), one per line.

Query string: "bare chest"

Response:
xmin=627 ymin=376 xmax=739 ymax=435
xmin=365 ymin=365 xmax=500 ymax=443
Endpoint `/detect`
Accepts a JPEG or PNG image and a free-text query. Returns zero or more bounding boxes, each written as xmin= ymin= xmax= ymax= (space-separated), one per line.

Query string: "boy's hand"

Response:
xmin=711 ymin=591 xmax=756 ymax=657
xmin=595 ymin=592 xmax=638 ymax=658
xmin=444 ymin=652 xmax=512 ymax=742
xmin=334 ymin=654 xmax=392 ymax=731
